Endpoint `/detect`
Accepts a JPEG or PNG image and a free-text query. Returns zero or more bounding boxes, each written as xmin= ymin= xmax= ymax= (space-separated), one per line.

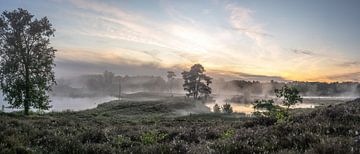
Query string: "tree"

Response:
xmin=181 ymin=64 xmax=212 ymax=100
xmin=275 ymin=85 xmax=303 ymax=110
xmin=103 ymin=70 xmax=114 ymax=92
xmin=222 ymin=103 xmax=233 ymax=114
xmin=253 ymin=99 xmax=287 ymax=121
xmin=213 ymin=103 xmax=220 ymax=113
xmin=166 ymin=71 xmax=176 ymax=97
xmin=0 ymin=9 xmax=56 ymax=115
xmin=103 ymin=70 xmax=114 ymax=86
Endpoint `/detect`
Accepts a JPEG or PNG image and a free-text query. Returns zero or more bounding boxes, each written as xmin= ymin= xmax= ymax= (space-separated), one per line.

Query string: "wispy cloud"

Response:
xmin=208 ymin=70 xmax=287 ymax=82
xmin=230 ymin=27 xmax=273 ymax=37
xmin=337 ymin=61 xmax=360 ymax=67
xmin=226 ymin=4 xmax=269 ymax=44
xmin=47 ymin=0 xmax=360 ymax=82
xmin=290 ymin=48 xmax=316 ymax=56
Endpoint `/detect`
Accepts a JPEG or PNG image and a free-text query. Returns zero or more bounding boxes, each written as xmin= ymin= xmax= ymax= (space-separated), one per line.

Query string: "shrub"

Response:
xmin=275 ymin=85 xmax=303 ymax=109
xmin=213 ymin=104 xmax=221 ymax=113
xmin=221 ymin=129 xmax=235 ymax=139
xmin=79 ymin=129 xmax=108 ymax=144
xmin=140 ymin=131 xmax=167 ymax=145
xmin=253 ymin=99 xmax=288 ymax=122
xmin=112 ymin=135 xmax=132 ymax=148
xmin=222 ymin=103 xmax=233 ymax=114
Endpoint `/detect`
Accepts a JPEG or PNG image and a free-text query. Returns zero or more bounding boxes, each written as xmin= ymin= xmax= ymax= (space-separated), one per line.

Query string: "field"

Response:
xmin=1 ymin=96 xmax=360 ymax=153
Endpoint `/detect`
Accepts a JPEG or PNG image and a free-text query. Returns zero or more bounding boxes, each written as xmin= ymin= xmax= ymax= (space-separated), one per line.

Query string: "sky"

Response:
xmin=1 ymin=0 xmax=360 ymax=82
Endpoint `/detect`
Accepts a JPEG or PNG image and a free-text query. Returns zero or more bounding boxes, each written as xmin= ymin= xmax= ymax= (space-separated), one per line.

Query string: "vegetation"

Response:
xmin=275 ymin=85 xmax=303 ymax=109
xmin=0 ymin=8 xmax=358 ymax=154
xmin=182 ymin=64 xmax=212 ymax=100
xmin=213 ymin=104 xmax=221 ymax=113
xmin=254 ymin=86 xmax=303 ymax=121
xmin=0 ymin=9 xmax=56 ymax=115
xmin=221 ymin=80 xmax=360 ymax=96
xmin=221 ymin=103 xmax=233 ymax=114
xmin=253 ymin=99 xmax=287 ymax=121
xmin=167 ymin=71 xmax=176 ymax=96
xmin=0 ymin=98 xmax=359 ymax=153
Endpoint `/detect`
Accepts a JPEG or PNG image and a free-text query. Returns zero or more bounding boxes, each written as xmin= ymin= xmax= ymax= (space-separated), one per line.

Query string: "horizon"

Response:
xmin=1 ymin=0 xmax=360 ymax=82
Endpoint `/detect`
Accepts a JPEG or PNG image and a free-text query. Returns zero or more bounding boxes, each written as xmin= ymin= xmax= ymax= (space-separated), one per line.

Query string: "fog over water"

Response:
xmin=0 ymin=73 xmax=359 ymax=114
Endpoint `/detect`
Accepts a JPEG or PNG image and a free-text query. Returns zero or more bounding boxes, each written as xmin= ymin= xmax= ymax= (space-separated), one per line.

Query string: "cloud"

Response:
xmin=290 ymin=48 xmax=316 ymax=56
xmin=208 ymin=70 xmax=287 ymax=82
xmin=226 ymin=4 xmax=269 ymax=44
xmin=337 ymin=61 xmax=360 ymax=67
xmin=50 ymin=0 xmax=358 ymax=82
xmin=138 ymin=50 xmax=163 ymax=62
xmin=225 ymin=3 xmax=283 ymax=64
xmin=230 ymin=27 xmax=273 ymax=37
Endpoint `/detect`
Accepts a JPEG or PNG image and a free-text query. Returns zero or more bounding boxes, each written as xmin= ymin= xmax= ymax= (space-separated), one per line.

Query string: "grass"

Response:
xmin=0 ymin=97 xmax=360 ymax=153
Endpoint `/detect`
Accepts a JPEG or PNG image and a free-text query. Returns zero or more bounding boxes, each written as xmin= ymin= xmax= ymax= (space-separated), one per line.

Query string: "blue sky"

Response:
xmin=1 ymin=0 xmax=360 ymax=81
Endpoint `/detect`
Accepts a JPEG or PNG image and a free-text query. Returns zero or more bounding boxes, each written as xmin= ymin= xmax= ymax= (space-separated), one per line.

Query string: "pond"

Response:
xmin=205 ymin=96 xmax=321 ymax=114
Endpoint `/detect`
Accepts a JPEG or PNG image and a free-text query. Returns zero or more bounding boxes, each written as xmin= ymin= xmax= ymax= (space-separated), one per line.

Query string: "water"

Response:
xmin=205 ymin=96 xmax=321 ymax=114
xmin=0 ymin=96 xmax=117 ymax=112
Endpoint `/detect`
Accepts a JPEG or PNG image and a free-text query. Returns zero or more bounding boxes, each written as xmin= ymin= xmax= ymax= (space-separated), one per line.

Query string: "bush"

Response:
xmin=213 ymin=104 xmax=221 ymax=113
xmin=221 ymin=129 xmax=235 ymax=139
xmin=140 ymin=131 xmax=167 ymax=145
xmin=253 ymin=99 xmax=288 ymax=122
xmin=222 ymin=103 xmax=233 ymax=114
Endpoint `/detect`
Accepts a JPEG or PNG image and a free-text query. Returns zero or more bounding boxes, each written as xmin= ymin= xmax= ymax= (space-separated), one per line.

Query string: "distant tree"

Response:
xmin=275 ymin=85 xmax=303 ymax=110
xmin=213 ymin=103 xmax=220 ymax=113
xmin=222 ymin=103 xmax=233 ymax=114
xmin=103 ymin=70 xmax=114 ymax=92
xmin=181 ymin=64 xmax=212 ymax=100
xmin=0 ymin=9 xmax=56 ymax=115
xmin=103 ymin=70 xmax=114 ymax=85
xmin=167 ymin=71 xmax=176 ymax=96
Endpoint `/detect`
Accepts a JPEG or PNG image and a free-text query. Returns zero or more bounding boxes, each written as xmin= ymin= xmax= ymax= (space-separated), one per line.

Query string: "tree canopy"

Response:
xmin=181 ymin=64 xmax=212 ymax=100
xmin=275 ymin=85 xmax=303 ymax=109
xmin=0 ymin=8 xmax=56 ymax=115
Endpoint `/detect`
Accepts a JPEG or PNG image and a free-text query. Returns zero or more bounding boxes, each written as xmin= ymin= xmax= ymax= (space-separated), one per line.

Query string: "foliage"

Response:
xmin=167 ymin=71 xmax=176 ymax=80
xmin=167 ymin=71 xmax=176 ymax=96
xmin=182 ymin=64 xmax=212 ymax=100
xmin=222 ymin=103 xmax=233 ymax=114
xmin=275 ymin=85 xmax=303 ymax=109
xmin=0 ymin=9 xmax=56 ymax=115
xmin=253 ymin=99 xmax=288 ymax=122
xmin=221 ymin=129 xmax=235 ymax=139
xmin=1 ymin=98 xmax=360 ymax=153
xmin=213 ymin=103 xmax=221 ymax=113
xmin=140 ymin=131 xmax=167 ymax=145
xmin=222 ymin=80 xmax=360 ymax=96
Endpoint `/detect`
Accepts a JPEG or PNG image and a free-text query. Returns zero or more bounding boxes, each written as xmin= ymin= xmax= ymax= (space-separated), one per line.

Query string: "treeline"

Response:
xmin=53 ymin=71 xmax=184 ymax=97
xmin=53 ymin=70 xmax=360 ymax=97
xmin=219 ymin=80 xmax=360 ymax=96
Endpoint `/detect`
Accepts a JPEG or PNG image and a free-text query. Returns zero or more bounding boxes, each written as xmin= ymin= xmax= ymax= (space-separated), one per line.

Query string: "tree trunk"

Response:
xmin=24 ymin=56 xmax=30 ymax=115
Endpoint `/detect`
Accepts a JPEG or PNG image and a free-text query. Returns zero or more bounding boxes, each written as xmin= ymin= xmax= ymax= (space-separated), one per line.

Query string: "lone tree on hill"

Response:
xmin=0 ymin=9 xmax=56 ymax=115
xmin=182 ymin=64 xmax=212 ymax=100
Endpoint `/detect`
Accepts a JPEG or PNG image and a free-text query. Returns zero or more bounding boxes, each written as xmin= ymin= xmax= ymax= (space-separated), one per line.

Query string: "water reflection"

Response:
xmin=205 ymin=96 xmax=319 ymax=114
